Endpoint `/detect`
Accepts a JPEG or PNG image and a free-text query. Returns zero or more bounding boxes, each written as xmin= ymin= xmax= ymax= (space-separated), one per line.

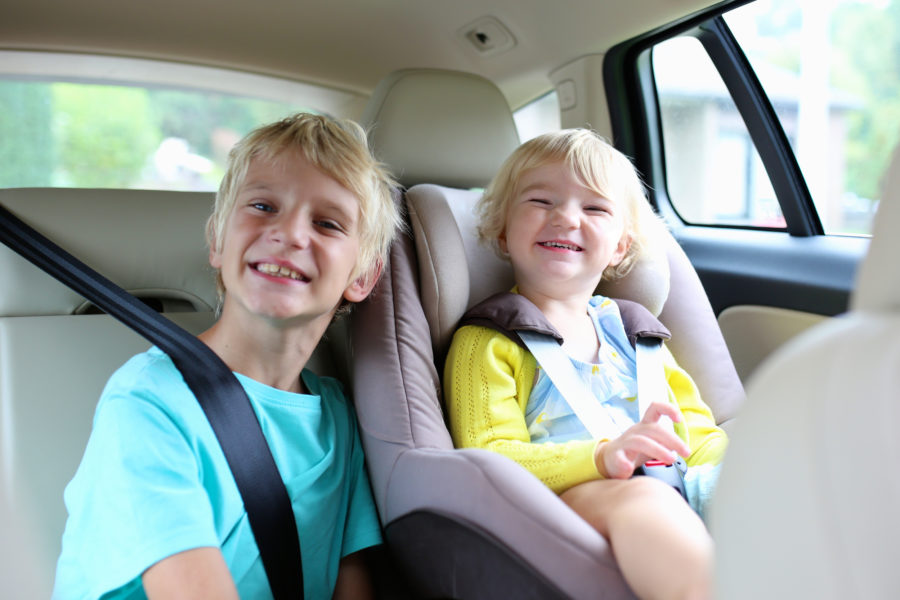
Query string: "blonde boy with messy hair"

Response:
xmin=208 ymin=113 xmax=400 ymax=305
xmin=445 ymin=129 xmax=727 ymax=600
xmin=54 ymin=113 xmax=400 ymax=600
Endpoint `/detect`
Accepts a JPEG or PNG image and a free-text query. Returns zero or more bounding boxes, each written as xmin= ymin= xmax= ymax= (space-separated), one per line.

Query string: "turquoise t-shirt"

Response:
xmin=53 ymin=347 xmax=382 ymax=599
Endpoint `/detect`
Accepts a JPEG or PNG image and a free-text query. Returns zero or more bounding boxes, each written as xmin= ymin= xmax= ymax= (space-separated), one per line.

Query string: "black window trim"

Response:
xmin=604 ymin=0 xmax=824 ymax=237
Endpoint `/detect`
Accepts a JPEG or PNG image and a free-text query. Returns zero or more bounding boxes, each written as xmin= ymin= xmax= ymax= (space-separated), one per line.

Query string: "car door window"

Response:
xmin=654 ymin=36 xmax=784 ymax=228
xmin=652 ymin=0 xmax=899 ymax=236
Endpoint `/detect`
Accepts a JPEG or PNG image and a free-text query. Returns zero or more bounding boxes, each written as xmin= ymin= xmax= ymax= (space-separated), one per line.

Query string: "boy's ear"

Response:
xmin=343 ymin=259 xmax=384 ymax=303
xmin=208 ymin=231 xmax=223 ymax=268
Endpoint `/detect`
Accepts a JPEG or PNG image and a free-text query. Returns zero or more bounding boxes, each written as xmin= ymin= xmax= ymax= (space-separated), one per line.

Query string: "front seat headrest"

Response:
xmin=362 ymin=68 xmax=521 ymax=189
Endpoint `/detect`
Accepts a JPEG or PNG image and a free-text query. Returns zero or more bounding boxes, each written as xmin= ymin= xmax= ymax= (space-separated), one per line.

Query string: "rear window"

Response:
xmin=0 ymin=51 xmax=365 ymax=191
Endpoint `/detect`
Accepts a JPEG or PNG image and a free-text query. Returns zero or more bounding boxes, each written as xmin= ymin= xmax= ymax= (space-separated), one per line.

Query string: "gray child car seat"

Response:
xmin=351 ymin=68 xmax=745 ymax=598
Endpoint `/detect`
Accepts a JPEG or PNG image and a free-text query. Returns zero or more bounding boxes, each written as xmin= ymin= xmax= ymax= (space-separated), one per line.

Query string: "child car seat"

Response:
xmin=711 ymin=143 xmax=900 ymax=599
xmin=352 ymin=68 xmax=745 ymax=598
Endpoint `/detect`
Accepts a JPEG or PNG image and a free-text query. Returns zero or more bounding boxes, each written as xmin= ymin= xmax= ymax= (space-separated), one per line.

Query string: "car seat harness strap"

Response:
xmin=0 ymin=203 xmax=304 ymax=599
xmin=518 ymin=330 xmax=687 ymax=500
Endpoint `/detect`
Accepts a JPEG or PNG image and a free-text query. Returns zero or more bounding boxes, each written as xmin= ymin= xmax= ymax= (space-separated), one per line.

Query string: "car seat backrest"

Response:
xmin=852 ymin=148 xmax=900 ymax=313
xmin=711 ymin=143 xmax=900 ymax=599
xmin=0 ymin=187 xmax=348 ymax=593
xmin=0 ymin=188 xmax=219 ymax=590
xmin=0 ymin=188 xmax=217 ymax=316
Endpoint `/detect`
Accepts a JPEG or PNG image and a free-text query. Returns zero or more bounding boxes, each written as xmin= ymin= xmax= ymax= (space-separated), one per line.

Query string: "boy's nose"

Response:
xmin=272 ymin=210 xmax=311 ymax=248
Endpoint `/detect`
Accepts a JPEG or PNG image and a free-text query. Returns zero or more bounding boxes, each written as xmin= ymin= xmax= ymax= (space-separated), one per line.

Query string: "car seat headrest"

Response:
xmin=0 ymin=188 xmax=217 ymax=317
xmin=852 ymin=141 xmax=900 ymax=313
xmin=362 ymin=69 xmax=521 ymax=189
xmin=597 ymin=244 xmax=670 ymax=317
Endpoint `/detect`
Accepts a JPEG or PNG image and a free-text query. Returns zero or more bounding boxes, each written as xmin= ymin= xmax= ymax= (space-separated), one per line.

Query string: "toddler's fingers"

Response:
xmin=640 ymin=401 xmax=682 ymax=425
xmin=630 ymin=421 xmax=691 ymax=458
xmin=617 ymin=435 xmax=681 ymax=466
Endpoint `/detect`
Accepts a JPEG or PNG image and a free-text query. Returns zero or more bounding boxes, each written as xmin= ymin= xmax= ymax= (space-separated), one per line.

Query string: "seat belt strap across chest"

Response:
xmin=0 ymin=203 xmax=303 ymax=599
xmin=518 ymin=330 xmax=669 ymax=440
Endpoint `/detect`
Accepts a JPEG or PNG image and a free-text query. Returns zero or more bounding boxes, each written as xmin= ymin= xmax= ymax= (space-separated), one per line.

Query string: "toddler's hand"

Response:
xmin=594 ymin=402 xmax=690 ymax=480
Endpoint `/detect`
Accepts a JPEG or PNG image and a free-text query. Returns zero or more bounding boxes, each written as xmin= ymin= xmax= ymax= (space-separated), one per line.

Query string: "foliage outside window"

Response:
xmin=0 ymin=53 xmax=361 ymax=191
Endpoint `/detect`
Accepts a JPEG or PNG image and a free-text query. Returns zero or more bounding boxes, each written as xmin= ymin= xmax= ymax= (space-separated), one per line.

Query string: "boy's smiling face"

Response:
xmin=500 ymin=160 xmax=630 ymax=298
xmin=210 ymin=150 xmax=372 ymax=326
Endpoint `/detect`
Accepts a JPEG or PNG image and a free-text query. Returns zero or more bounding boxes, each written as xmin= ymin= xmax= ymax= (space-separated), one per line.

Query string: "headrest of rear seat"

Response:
xmin=0 ymin=188 xmax=217 ymax=317
xmin=852 ymin=141 xmax=900 ymax=313
xmin=362 ymin=68 xmax=521 ymax=189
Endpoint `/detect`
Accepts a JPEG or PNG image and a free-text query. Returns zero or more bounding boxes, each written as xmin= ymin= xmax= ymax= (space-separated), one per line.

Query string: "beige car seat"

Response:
xmin=0 ymin=188 xmax=349 ymax=596
xmin=711 ymin=144 xmax=900 ymax=598
xmin=352 ymin=68 xmax=745 ymax=598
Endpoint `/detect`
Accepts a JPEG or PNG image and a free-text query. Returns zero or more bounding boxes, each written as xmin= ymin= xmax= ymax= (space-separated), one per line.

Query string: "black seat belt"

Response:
xmin=0 ymin=203 xmax=303 ymax=599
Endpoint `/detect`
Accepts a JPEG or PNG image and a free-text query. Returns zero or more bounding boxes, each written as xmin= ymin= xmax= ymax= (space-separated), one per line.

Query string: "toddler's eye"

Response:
xmin=528 ymin=197 xmax=551 ymax=206
xmin=250 ymin=201 xmax=276 ymax=213
xmin=315 ymin=219 xmax=344 ymax=233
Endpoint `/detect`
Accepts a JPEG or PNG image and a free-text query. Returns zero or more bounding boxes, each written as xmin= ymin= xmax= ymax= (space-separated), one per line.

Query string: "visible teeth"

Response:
xmin=541 ymin=241 xmax=580 ymax=251
xmin=257 ymin=263 xmax=304 ymax=280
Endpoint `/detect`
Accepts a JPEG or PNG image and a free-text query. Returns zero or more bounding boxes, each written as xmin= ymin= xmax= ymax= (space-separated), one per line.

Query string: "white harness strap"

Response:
xmin=636 ymin=338 xmax=673 ymax=429
xmin=519 ymin=330 xmax=668 ymax=440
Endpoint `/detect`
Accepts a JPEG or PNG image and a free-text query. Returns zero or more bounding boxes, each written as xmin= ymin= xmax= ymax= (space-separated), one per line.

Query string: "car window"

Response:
xmin=652 ymin=0 xmax=899 ymax=236
xmin=513 ymin=90 xmax=561 ymax=142
xmin=654 ymin=36 xmax=785 ymax=228
xmin=0 ymin=51 xmax=364 ymax=191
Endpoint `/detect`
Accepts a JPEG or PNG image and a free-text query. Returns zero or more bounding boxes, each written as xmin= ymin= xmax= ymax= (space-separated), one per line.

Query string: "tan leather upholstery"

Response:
xmin=0 ymin=188 xmax=217 ymax=316
xmin=362 ymin=69 xmax=521 ymax=189
xmin=0 ymin=189 xmax=218 ymax=593
xmin=711 ymin=144 xmax=900 ymax=598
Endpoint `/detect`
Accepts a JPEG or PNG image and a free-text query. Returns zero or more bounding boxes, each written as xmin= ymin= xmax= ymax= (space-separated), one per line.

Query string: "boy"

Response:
xmin=444 ymin=129 xmax=727 ymax=600
xmin=53 ymin=113 xmax=401 ymax=599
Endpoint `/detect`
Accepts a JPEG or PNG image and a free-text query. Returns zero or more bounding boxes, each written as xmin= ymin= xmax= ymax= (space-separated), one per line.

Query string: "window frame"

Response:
xmin=601 ymin=0 xmax=868 ymax=318
xmin=604 ymin=1 xmax=822 ymax=237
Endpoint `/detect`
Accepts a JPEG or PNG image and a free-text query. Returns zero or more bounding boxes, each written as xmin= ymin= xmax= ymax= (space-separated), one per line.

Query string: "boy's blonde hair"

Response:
xmin=477 ymin=128 xmax=666 ymax=281
xmin=207 ymin=112 xmax=400 ymax=300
